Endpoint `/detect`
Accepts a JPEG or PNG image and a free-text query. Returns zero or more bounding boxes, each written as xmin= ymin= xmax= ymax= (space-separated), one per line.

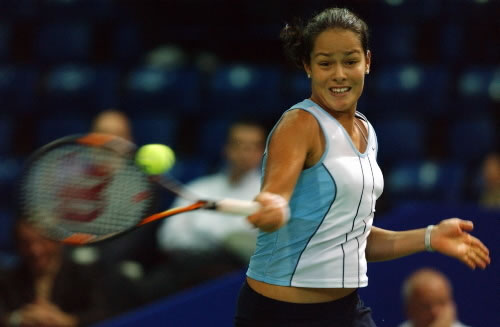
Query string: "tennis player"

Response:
xmin=234 ymin=7 xmax=491 ymax=327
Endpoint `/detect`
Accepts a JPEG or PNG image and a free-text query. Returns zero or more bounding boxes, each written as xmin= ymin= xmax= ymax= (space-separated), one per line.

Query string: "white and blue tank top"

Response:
xmin=247 ymin=99 xmax=384 ymax=288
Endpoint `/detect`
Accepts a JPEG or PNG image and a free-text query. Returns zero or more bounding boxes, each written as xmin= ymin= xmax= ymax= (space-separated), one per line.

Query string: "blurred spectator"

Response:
xmin=71 ymin=109 xmax=155 ymax=299
xmin=478 ymin=152 xmax=500 ymax=209
xmin=399 ymin=268 xmax=470 ymax=327
xmin=90 ymin=109 xmax=133 ymax=141
xmin=0 ymin=219 xmax=113 ymax=327
xmin=141 ymin=120 xmax=265 ymax=302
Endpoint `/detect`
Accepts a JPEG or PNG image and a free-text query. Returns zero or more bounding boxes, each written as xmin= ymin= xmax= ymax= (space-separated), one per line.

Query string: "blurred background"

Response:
xmin=0 ymin=0 xmax=498 ymax=326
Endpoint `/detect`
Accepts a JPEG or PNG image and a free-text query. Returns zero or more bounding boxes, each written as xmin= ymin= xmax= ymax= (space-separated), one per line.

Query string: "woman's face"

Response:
xmin=304 ymin=28 xmax=370 ymax=115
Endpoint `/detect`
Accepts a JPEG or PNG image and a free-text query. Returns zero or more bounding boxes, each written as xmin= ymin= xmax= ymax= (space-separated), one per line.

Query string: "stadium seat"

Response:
xmin=371 ymin=64 xmax=450 ymax=115
xmin=373 ymin=117 xmax=426 ymax=165
xmin=132 ymin=116 xmax=179 ymax=147
xmin=288 ymin=71 xmax=310 ymax=102
xmin=167 ymin=157 xmax=209 ymax=185
xmin=0 ymin=119 xmax=12 ymax=155
xmin=0 ymin=206 xmax=18 ymax=269
xmin=36 ymin=114 xmax=91 ymax=147
xmin=439 ymin=24 xmax=464 ymax=62
xmin=0 ymin=208 xmax=14 ymax=252
xmin=0 ymin=66 xmax=38 ymax=112
xmin=374 ymin=0 xmax=442 ymax=23
xmin=455 ymin=67 xmax=498 ymax=114
xmin=38 ymin=0 xmax=114 ymax=21
xmin=0 ymin=23 xmax=10 ymax=62
xmin=42 ymin=64 xmax=119 ymax=113
xmin=112 ymin=24 xmax=143 ymax=67
xmin=0 ymin=156 xmax=22 ymax=210
xmin=370 ymin=24 xmax=417 ymax=63
xmin=36 ymin=22 xmax=92 ymax=64
xmin=207 ymin=64 xmax=283 ymax=118
xmin=197 ymin=119 xmax=232 ymax=166
xmin=123 ymin=67 xmax=202 ymax=114
xmin=387 ymin=160 xmax=466 ymax=204
xmin=0 ymin=0 xmax=36 ymax=20
xmin=449 ymin=118 xmax=496 ymax=165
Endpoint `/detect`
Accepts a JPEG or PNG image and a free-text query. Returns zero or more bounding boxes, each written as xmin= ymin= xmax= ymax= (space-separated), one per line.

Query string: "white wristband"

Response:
xmin=425 ymin=225 xmax=435 ymax=252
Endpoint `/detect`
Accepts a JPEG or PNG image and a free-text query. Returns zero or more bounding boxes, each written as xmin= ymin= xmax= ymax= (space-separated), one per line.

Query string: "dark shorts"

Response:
xmin=234 ymin=281 xmax=377 ymax=327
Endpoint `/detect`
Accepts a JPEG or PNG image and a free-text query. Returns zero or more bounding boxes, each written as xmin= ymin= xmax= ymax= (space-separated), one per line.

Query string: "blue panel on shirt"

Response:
xmin=247 ymin=163 xmax=336 ymax=285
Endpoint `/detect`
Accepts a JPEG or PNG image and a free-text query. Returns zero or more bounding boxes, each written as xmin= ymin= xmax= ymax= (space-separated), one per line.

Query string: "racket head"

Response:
xmin=19 ymin=133 xmax=159 ymax=245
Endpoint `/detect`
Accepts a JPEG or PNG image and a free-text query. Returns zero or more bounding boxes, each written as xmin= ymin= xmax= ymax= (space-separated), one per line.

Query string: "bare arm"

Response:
xmin=247 ymin=109 xmax=323 ymax=232
xmin=367 ymin=218 xmax=491 ymax=269
xmin=365 ymin=226 xmax=426 ymax=262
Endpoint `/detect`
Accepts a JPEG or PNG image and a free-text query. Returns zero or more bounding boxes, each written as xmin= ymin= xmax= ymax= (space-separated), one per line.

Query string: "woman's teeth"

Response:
xmin=330 ymin=87 xmax=350 ymax=93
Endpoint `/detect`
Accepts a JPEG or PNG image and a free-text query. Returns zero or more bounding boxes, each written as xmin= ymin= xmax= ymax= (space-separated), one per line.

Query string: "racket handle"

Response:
xmin=215 ymin=199 xmax=261 ymax=216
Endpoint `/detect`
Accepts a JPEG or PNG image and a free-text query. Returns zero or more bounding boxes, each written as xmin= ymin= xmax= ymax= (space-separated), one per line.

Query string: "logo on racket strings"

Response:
xmin=57 ymin=163 xmax=113 ymax=222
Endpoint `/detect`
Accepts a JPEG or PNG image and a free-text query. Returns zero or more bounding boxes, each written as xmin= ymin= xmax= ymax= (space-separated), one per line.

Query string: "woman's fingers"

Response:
xmin=458 ymin=219 xmax=474 ymax=232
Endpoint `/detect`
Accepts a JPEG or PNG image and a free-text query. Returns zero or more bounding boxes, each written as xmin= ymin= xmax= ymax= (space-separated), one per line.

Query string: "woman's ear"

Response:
xmin=365 ymin=50 xmax=371 ymax=75
xmin=303 ymin=61 xmax=312 ymax=78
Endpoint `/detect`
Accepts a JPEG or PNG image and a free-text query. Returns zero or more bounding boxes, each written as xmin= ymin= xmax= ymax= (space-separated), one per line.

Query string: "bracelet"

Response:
xmin=425 ymin=225 xmax=435 ymax=252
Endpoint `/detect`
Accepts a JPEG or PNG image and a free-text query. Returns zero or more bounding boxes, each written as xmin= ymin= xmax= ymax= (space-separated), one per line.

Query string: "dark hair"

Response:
xmin=280 ymin=7 xmax=370 ymax=68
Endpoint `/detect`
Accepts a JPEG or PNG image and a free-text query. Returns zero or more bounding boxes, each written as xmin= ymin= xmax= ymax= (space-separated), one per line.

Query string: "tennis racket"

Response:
xmin=19 ymin=133 xmax=261 ymax=245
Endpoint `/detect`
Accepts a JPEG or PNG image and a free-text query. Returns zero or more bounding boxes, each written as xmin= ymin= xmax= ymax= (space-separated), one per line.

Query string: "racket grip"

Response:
xmin=215 ymin=199 xmax=261 ymax=216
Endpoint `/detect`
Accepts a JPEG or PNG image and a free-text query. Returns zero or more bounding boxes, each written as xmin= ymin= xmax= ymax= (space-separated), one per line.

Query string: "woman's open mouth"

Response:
xmin=329 ymin=87 xmax=351 ymax=95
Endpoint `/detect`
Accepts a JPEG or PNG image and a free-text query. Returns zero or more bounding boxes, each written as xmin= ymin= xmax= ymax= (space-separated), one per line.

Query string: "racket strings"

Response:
xmin=22 ymin=145 xmax=154 ymax=241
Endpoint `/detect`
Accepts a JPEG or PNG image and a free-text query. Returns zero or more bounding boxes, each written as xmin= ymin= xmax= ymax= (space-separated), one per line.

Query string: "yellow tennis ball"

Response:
xmin=135 ymin=144 xmax=175 ymax=175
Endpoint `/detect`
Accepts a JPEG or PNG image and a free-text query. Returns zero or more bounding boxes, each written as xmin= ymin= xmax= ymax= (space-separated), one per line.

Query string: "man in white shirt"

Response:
xmin=140 ymin=121 xmax=266 ymax=301
xmin=399 ymin=268 xmax=471 ymax=327
xmin=157 ymin=120 xmax=265 ymax=258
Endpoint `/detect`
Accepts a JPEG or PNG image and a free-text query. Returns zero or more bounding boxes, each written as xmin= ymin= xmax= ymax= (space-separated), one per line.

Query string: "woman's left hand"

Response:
xmin=431 ymin=218 xmax=491 ymax=269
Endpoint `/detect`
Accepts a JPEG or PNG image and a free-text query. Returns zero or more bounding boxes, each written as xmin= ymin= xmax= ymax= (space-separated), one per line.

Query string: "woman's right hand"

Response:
xmin=247 ymin=192 xmax=290 ymax=232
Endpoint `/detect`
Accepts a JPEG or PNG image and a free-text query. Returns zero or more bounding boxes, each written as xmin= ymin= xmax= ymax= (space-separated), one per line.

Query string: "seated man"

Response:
xmin=399 ymin=268 xmax=471 ymax=327
xmin=141 ymin=120 xmax=266 ymax=302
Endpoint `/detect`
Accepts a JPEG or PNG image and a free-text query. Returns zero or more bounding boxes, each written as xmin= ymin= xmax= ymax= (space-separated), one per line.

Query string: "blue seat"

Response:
xmin=132 ymin=116 xmax=178 ymax=147
xmin=449 ymin=118 xmax=496 ymax=164
xmin=36 ymin=114 xmax=91 ymax=147
xmin=288 ymin=72 xmax=310 ymax=102
xmin=0 ymin=156 xmax=22 ymax=210
xmin=0 ymin=119 xmax=12 ymax=155
xmin=454 ymin=67 xmax=497 ymax=114
xmin=371 ymin=64 xmax=450 ymax=115
xmin=36 ymin=22 xmax=92 ymax=63
xmin=38 ymin=0 xmax=114 ymax=20
xmin=0 ymin=208 xmax=14 ymax=252
xmin=112 ymin=24 xmax=143 ymax=66
xmin=0 ymin=23 xmax=10 ymax=62
xmin=0 ymin=66 xmax=38 ymax=112
xmin=439 ymin=24 xmax=464 ymax=62
xmin=374 ymin=118 xmax=426 ymax=165
xmin=0 ymin=0 xmax=37 ymax=20
xmin=441 ymin=0 xmax=498 ymax=24
xmin=123 ymin=67 xmax=201 ymax=114
xmin=197 ymin=119 xmax=232 ymax=166
xmin=167 ymin=157 xmax=208 ymax=185
xmin=42 ymin=64 xmax=119 ymax=113
xmin=370 ymin=24 xmax=417 ymax=63
xmin=207 ymin=65 xmax=283 ymax=118
xmin=457 ymin=68 xmax=495 ymax=97
xmin=387 ymin=161 xmax=466 ymax=204
xmin=374 ymin=0 xmax=442 ymax=23
xmin=0 ymin=206 xmax=18 ymax=269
